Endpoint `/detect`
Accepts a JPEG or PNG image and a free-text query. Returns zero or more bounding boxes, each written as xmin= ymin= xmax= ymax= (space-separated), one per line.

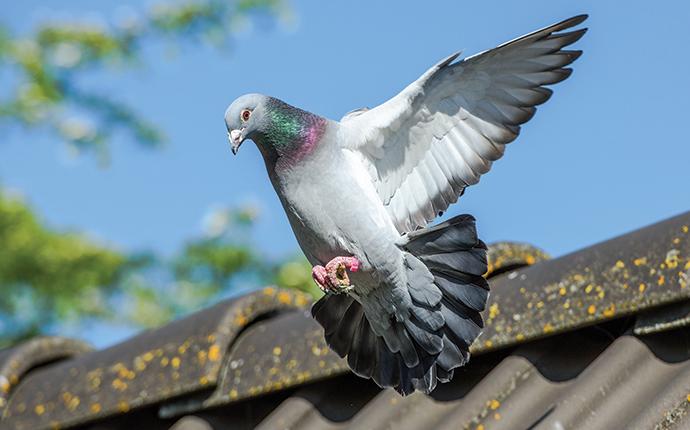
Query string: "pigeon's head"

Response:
xmin=224 ymin=93 xmax=269 ymax=155
xmin=225 ymin=93 xmax=328 ymax=164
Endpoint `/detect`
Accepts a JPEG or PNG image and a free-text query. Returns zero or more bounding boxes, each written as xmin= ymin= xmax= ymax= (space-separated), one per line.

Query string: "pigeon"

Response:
xmin=225 ymin=15 xmax=587 ymax=395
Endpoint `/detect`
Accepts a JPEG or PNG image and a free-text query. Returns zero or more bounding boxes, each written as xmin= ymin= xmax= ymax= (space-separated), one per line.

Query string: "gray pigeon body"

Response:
xmin=225 ymin=15 xmax=587 ymax=394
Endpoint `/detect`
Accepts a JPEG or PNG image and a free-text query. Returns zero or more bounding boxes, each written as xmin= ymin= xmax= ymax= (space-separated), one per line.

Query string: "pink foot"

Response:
xmin=311 ymin=256 xmax=361 ymax=294
xmin=312 ymin=265 xmax=329 ymax=293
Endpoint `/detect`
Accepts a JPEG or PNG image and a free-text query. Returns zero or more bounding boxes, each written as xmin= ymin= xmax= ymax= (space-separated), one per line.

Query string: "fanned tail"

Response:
xmin=312 ymin=214 xmax=488 ymax=395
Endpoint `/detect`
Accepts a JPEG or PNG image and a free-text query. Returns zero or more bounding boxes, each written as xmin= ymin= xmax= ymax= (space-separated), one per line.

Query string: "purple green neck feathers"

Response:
xmin=259 ymin=98 xmax=328 ymax=169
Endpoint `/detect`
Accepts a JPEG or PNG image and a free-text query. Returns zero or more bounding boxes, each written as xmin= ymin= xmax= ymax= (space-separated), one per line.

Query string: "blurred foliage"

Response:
xmin=0 ymin=0 xmax=286 ymax=163
xmin=0 ymin=0 xmax=319 ymax=347
xmin=275 ymin=257 xmax=321 ymax=297
xmin=0 ymin=191 xmax=318 ymax=346
xmin=0 ymin=189 xmax=127 ymax=345
xmin=120 ymin=207 xmax=320 ymax=328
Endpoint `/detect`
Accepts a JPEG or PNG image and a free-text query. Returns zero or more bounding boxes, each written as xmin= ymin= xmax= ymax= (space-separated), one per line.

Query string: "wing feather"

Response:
xmin=341 ymin=15 xmax=587 ymax=232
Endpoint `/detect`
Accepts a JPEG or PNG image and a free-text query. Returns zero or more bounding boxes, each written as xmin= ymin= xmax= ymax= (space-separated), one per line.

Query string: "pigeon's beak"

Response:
xmin=229 ymin=129 xmax=244 ymax=155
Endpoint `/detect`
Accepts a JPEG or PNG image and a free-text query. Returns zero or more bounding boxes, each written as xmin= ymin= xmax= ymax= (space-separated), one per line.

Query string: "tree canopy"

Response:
xmin=0 ymin=0 xmax=318 ymax=348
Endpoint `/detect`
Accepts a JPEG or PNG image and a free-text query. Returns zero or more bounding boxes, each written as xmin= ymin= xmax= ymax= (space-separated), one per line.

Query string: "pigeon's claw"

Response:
xmin=325 ymin=256 xmax=359 ymax=286
xmin=311 ymin=256 xmax=360 ymax=294
xmin=311 ymin=265 xmax=330 ymax=293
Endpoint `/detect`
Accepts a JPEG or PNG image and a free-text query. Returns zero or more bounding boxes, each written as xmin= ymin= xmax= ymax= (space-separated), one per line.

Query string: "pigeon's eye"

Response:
xmin=241 ymin=109 xmax=251 ymax=122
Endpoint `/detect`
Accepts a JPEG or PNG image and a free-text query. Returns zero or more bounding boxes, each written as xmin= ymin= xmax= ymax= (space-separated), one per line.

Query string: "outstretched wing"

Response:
xmin=340 ymin=15 xmax=587 ymax=233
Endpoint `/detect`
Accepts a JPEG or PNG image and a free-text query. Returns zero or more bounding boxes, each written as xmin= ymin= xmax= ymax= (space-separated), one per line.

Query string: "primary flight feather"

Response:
xmin=224 ymin=15 xmax=587 ymax=395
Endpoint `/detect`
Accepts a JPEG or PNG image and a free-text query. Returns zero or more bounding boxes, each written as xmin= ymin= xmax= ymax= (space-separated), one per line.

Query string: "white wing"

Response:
xmin=341 ymin=15 xmax=587 ymax=233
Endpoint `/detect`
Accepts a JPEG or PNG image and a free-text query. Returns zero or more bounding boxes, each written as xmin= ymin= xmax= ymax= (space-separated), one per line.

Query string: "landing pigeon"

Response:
xmin=225 ymin=15 xmax=587 ymax=395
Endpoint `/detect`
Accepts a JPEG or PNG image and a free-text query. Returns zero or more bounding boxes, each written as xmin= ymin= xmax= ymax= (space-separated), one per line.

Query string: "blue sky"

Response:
xmin=2 ymin=0 xmax=690 ymax=264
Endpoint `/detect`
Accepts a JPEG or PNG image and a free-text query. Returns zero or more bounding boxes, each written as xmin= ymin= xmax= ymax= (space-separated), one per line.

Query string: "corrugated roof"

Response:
xmin=250 ymin=322 xmax=690 ymax=430
xmin=0 ymin=337 xmax=91 ymax=413
xmin=0 ymin=287 xmax=313 ymax=429
xmin=1 ymin=211 xmax=689 ymax=430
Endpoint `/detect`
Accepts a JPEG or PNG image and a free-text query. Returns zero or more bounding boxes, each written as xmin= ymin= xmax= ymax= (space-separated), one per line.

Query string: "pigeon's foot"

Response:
xmin=326 ymin=256 xmax=360 ymax=291
xmin=311 ymin=265 xmax=329 ymax=293
xmin=311 ymin=256 xmax=360 ymax=294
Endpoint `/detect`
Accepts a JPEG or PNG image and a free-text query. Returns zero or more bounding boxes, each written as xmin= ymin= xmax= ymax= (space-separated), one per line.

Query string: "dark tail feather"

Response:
xmin=312 ymin=294 xmax=438 ymax=395
xmin=311 ymin=214 xmax=488 ymax=395
xmin=311 ymin=293 xmax=354 ymax=336
xmin=406 ymin=214 xmax=488 ymax=388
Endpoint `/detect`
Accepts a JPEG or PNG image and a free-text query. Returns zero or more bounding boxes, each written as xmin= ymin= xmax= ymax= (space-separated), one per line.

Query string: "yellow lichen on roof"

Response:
xmin=208 ymin=344 xmax=222 ymax=362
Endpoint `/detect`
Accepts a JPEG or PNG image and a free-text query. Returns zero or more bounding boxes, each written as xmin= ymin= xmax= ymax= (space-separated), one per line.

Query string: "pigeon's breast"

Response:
xmin=274 ymin=149 xmax=398 ymax=267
